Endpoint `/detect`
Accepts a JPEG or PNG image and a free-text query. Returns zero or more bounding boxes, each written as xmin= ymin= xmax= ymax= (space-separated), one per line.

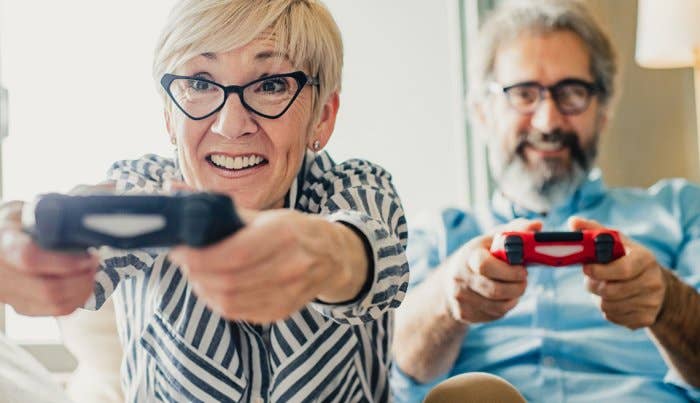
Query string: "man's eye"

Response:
xmin=511 ymin=87 xmax=538 ymax=103
xmin=559 ymin=85 xmax=587 ymax=99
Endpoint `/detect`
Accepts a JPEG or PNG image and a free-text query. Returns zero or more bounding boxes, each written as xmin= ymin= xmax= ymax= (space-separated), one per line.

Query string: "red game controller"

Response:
xmin=490 ymin=230 xmax=625 ymax=266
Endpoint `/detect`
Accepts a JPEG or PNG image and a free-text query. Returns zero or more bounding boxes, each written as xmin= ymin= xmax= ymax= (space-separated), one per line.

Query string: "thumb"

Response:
xmin=497 ymin=218 xmax=543 ymax=233
xmin=164 ymin=180 xmax=195 ymax=193
xmin=568 ymin=216 xmax=604 ymax=231
xmin=237 ymin=207 xmax=260 ymax=225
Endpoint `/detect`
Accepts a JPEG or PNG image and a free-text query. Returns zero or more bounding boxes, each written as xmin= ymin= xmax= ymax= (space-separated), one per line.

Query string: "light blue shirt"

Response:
xmin=392 ymin=169 xmax=700 ymax=402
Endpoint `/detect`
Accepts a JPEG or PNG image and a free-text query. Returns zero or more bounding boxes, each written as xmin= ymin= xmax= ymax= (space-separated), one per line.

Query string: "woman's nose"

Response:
xmin=210 ymin=93 xmax=258 ymax=140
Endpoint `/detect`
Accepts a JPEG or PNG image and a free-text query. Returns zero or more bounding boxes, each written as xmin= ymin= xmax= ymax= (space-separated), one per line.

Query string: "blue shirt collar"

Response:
xmin=491 ymin=168 xmax=607 ymax=221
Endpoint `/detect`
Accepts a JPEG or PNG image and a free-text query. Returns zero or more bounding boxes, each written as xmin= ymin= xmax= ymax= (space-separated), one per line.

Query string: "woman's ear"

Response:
xmin=308 ymin=92 xmax=340 ymax=151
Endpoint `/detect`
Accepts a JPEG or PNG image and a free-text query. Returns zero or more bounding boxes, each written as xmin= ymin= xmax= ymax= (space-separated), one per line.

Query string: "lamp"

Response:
xmin=635 ymin=0 xmax=700 ymax=161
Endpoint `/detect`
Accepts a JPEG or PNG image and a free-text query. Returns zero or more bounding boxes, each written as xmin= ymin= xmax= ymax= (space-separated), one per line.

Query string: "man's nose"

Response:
xmin=210 ymin=93 xmax=258 ymax=140
xmin=530 ymin=92 xmax=565 ymax=133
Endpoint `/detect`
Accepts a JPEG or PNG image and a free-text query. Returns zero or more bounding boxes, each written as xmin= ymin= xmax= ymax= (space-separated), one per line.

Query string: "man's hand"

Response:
xmin=168 ymin=209 xmax=368 ymax=324
xmin=570 ymin=217 xmax=666 ymax=329
xmin=444 ymin=219 xmax=541 ymax=324
xmin=0 ymin=201 xmax=99 ymax=316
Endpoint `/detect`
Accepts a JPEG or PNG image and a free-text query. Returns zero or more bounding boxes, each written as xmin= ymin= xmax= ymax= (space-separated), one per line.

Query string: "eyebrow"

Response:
xmin=504 ymin=77 xmax=594 ymax=88
xmin=197 ymin=50 xmax=290 ymax=63
xmin=254 ymin=50 xmax=290 ymax=61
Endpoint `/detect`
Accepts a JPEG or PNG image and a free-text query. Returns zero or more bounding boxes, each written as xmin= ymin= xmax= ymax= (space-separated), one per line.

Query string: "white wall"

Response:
xmin=1 ymin=1 xmax=174 ymax=204
xmin=588 ymin=0 xmax=699 ymax=187
xmin=0 ymin=0 xmax=469 ymax=340
xmin=323 ymin=0 xmax=469 ymax=224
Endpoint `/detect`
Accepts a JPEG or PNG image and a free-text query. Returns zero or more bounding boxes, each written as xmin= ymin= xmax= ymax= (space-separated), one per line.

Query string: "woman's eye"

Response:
xmin=188 ymin=79 xmax=213 ymax=91
xmin=257 ymin=78 xmax=288 ymax=94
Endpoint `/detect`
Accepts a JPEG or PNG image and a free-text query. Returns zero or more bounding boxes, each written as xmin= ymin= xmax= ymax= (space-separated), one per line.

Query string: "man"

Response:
xmin=391 ymin=1 xmax=700 ymax=402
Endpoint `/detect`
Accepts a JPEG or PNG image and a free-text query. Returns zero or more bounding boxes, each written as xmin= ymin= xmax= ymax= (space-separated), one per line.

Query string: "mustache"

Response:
xmin=514 ymin=130 xmax=590 ymax=171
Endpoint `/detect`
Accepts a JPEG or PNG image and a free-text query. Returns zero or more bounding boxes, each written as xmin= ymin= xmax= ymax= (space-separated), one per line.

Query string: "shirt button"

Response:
xmin=252 ymin=397 xmax=264 ymax=403
xmin=542 ymin=356 xmax=556 ymax=367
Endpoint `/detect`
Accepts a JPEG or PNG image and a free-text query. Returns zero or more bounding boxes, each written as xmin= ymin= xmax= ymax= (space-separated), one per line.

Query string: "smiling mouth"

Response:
xmin=527 ymin=142 xmax=566 ymax=153
xmin=206 ymin=153 xmax=269 ymax=171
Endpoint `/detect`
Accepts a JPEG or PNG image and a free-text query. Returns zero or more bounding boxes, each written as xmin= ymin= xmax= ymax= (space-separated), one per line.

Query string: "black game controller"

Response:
xmin=22 ymin=192 xmax=244 ymax=250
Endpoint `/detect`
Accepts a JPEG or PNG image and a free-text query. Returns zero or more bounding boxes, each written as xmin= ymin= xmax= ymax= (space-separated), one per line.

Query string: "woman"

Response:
xmin=0 ymin=1 xmax=408 ymax=401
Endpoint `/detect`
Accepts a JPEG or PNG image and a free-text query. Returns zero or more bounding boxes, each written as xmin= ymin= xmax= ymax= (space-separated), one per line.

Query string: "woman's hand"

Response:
xmin=168 ymin=209 xmax=369 ymax=323
xmin=0 ymin=201 xmax=99 ymax=316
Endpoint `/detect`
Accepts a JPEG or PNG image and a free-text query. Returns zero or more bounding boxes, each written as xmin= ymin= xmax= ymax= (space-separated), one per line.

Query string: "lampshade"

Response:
xmin=635 ymin=0 xmax=700 ymax=68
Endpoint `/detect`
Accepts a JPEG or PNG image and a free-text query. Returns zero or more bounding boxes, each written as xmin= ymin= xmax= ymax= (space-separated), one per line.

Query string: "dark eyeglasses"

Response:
xmin=489 ymin=79 xmax=600 ymax=116
xmin=161 ymin=71 xmax=319 ymax=120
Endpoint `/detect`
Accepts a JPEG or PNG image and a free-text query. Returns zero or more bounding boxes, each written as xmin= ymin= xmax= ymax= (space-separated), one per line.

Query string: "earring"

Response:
xmin=170 ymin=137 xmax=177 ymax=146
xmin=312 ymin=139 xmax=321 ymax=151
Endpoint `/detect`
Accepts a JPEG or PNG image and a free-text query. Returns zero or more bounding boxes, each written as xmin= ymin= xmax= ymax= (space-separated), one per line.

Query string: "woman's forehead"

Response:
xmin=182 ymin=39 xmax=293 ymax=73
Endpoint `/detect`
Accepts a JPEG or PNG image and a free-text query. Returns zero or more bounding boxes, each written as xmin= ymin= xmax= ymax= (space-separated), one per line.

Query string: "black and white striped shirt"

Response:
xmin=85 ymin=150 xmax=409 ymax=402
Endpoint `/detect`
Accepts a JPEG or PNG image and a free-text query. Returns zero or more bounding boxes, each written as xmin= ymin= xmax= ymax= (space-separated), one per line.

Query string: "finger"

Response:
xmin=0 ymin=269 xmax=95 ymax=316
xmin=236 ymin=207 xmax=260 ymax=225
xmin=455 ymin=287 xmax=519 ymax=319
xmin=170 ymin=222 xmax=287 ymax=272
xmin=463 ymin=275 xmax=527 ymax=301
xmin=506 ymin=218 xmax=543 ymax=232
xmin=601 ymin=309 xmax=657 ymax=330
xmin=45 ymin=271 xmax=96 ymax=316
xmin=583 ymin=258 xmax=644 ymax=282
xmin=479 ymin=297 xmax=519 ymax=319
xmin=0 ymin=201 xmax=24 ymax=228
xmin=598 ymin=297 xmax=637 ymax=317
xmin=164 ymin=180 xmax=195 ymax=193
xmin=201 ymin=285 xmax=306 ymax=323
xmin=467 ymin=247 xmax=528 ymax=282
xmin=0 ymin=229 xmax=98 ymax=275
xmin=567 ymin=216 xmax=604 ymax=231
xmin=584 ymin=276 xmax=603 ymax=296
xmin=26 ymin=270 xmax=96 ymax=305
xmin=492 ymin=218 xmax=543 ymax=234
xmin=585 ymin=276 xmax=643 ymax=301
xmin=569 ymin=217 xmax=635 ymax=247
xmin=185 ymin=251 xmax=287 ymax=293
xmin=68 ymin=181 xmax=117 ymax=195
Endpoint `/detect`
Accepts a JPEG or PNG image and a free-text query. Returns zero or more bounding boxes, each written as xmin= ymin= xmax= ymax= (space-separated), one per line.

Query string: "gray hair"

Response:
xmin=468 ymin=0 xmax=617 ymax=106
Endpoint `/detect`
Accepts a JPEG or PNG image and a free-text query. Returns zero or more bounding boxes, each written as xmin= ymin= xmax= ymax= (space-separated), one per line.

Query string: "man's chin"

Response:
xmin=497 ymin=162 xmax=587 ymax=213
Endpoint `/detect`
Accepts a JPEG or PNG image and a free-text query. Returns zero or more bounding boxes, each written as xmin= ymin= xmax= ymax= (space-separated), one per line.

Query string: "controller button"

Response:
xmin=504 ymin=235 xmax=524 ymax=265
xmin=594 ymin=234 xmax=614 ymax=263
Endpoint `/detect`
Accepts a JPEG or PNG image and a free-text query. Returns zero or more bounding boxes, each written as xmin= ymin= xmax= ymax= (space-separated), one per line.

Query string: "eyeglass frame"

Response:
xmin=488 ymin=78 xmax=601 ymax=116
xmin=160 ymin=70 xmax=320 ymax=121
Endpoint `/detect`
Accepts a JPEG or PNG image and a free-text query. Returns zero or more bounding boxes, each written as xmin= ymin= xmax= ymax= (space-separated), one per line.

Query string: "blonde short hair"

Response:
xmin=153 ymin=0 xmax=343 ymax=122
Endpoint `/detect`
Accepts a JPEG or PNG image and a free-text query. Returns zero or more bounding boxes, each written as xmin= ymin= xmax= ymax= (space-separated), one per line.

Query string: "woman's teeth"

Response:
xmin=210 ymin=154 xmax=265 ymax=170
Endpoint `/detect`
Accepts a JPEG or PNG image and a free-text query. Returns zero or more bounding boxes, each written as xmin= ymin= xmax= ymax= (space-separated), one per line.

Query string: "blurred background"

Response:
xmin=0 ymin=0 xmax=696 ymax=398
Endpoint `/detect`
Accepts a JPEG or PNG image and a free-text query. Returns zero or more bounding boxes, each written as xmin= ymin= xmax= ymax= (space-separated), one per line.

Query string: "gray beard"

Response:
xmin=491 ymin=151 xmax=589 ymax=213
